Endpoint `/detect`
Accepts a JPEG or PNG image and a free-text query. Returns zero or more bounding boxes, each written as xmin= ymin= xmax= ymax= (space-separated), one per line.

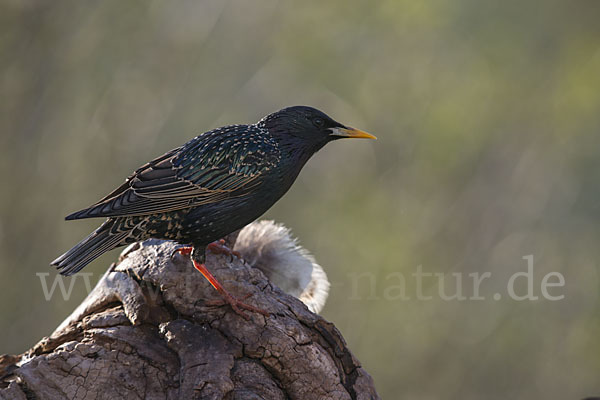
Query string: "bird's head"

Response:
xmin=258 ymin=106 xmax=376 ymax=150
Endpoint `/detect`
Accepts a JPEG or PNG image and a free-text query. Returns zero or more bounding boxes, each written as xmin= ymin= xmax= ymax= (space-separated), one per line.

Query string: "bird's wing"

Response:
xmin=65 ymin=125 xmax=281 ymax=220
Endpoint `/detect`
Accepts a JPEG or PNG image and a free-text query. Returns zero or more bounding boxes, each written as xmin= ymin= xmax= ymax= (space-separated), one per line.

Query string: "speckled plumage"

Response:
xmin=51 ymin=106 xmax=375 ymax=275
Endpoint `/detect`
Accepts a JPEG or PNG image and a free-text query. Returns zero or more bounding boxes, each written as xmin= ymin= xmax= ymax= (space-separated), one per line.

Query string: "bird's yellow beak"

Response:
xmin=330 ymin=126 xmax=377 ymax=140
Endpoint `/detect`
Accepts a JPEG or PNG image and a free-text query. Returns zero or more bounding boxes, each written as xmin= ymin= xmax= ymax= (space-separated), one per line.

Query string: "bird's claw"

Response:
xmin=171 ymin=245 xmax=193 ymax=260
xmin=205 ymin=292 xmax=269 ymax=320
xmin=206 ymin=239 xmax=242 ymax=262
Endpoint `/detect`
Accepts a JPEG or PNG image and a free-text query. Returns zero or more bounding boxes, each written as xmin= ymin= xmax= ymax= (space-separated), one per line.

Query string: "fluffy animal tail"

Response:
xmin=51 ymin=220 xmax=127 ymax=275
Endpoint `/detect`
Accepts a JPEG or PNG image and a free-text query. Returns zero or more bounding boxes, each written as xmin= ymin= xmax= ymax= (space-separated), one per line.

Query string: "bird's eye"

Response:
xmin=313 ymin=117 xmax=325 ymax=128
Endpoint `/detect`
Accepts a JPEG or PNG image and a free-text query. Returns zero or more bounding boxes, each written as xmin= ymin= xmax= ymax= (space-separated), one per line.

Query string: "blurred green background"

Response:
xmin=2 ymin=1 xmax=600 ymax=398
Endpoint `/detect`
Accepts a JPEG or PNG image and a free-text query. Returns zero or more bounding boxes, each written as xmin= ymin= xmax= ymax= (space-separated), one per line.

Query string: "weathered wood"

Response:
xmin=1 ymin=222 xmax=379 ymax=400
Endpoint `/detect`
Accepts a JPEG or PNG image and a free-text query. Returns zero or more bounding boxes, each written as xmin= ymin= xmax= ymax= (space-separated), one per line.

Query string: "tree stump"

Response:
xmin=0 ymin=221 xmax=379 ymax=399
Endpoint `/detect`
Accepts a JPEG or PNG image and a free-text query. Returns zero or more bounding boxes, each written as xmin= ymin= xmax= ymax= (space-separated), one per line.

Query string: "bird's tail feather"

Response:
xmin=51 ymin=221 xmax=127 ymax=276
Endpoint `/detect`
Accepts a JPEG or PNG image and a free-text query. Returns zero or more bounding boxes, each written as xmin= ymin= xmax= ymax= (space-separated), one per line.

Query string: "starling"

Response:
xmin=51 ymin=106 xmax=375 ymax=317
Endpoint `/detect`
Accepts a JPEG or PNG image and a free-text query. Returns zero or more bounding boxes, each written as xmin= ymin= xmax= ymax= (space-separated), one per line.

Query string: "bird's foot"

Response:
xmin=172 ymin=245 xmax=268 ymax=320
xmin=206 ymin=239 xmax=242 ymax=261
xmin=192 ymin=258 xmax=269 ymax=320
xmin=171 ymin=246 xmax=191 ymax=260
xmin=204 ymin=292 xmax=269 ymax=320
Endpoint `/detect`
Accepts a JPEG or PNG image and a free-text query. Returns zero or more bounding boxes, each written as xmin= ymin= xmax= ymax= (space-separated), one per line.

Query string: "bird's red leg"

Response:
xmin=173 ymin=246 xmax=268 ymax=319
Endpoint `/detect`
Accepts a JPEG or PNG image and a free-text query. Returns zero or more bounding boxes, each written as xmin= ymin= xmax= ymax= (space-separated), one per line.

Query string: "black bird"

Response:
xmin=51 ymin=106 xmax=375 ymax=316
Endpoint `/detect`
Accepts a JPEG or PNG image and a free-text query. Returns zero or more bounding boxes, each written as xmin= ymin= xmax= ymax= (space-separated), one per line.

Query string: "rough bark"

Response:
xmin=0 ymin=237 xmax=379 ymax=399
